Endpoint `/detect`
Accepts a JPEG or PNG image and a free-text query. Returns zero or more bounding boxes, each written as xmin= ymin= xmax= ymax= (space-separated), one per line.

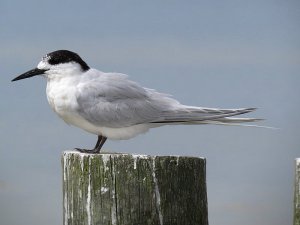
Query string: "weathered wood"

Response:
xmin=62 ymin=151 xmax=208 ymax=225
xmin=294 ymin=158 xmax=300 ymax=225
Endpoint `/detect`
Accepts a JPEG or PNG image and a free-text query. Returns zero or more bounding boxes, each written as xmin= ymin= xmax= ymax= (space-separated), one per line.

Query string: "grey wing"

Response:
xmin=75 ymin=73 xmax=170 ymax=128
xmin=75 ymin=71 xmax=258 ymax=128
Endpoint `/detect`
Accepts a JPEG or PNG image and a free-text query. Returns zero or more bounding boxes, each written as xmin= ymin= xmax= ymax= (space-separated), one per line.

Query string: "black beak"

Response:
xmin=12 ymin=68 xmax=47 ymax=82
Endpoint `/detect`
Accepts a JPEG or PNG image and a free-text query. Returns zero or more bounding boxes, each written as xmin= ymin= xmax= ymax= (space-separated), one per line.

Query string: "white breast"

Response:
xmin=46 ymin=77 xmax=78 ymax=122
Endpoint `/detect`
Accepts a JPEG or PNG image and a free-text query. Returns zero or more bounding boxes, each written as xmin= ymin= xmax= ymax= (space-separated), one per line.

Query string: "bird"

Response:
xmin=12 ymin=50 xmax=261 ymax=154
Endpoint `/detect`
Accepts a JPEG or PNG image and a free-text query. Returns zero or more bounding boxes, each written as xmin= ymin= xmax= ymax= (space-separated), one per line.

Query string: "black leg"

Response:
xmin=94 ymin=137 xmax=107 ymax=153
xmin=75 ymin=135 xmax=107 ymax=154
xmin=94 ymin=135 xmax=102 ymax=149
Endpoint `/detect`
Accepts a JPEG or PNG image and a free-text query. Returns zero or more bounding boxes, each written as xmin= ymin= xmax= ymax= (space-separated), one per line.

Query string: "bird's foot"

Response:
xmin=75 ymin=136 xmax=107 ymax=154
xmin=75 ymin=148 xmax=101 ymax=154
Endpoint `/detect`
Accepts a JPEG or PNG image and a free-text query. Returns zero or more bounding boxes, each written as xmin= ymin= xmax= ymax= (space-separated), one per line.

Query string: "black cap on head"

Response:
xmin=11 ymin=50 xmax=90 ymax=82
xmin=45 ymin=50 xmax=90 ymax=71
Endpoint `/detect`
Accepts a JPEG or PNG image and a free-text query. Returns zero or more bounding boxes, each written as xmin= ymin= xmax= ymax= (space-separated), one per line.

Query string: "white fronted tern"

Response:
xmin=12 ymin=50 xmax=261 ymax=153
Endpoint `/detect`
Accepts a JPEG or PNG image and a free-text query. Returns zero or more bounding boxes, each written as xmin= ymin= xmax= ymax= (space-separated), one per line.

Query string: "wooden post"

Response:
xmin=295 ymin=158 xmax=300 ymax=225
xmin=62 ymin=151 xmax=208 ymax=225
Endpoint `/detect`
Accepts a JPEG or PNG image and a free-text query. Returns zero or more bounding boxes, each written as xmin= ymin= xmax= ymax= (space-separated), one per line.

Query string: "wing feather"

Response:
xmin=75 ymin=70 xmax=258 ymax=128
xmin=76 ymin=71 xmax=166 ymax=127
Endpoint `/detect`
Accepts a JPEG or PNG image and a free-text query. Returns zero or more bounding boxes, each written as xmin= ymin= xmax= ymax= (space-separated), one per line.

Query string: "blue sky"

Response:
xmin=1 ymin=1 xmax=299 ymax=225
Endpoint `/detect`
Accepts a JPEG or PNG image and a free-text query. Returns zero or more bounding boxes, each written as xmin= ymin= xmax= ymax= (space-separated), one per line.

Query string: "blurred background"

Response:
xmin=0 ymin=1 xmax=299 ymax=225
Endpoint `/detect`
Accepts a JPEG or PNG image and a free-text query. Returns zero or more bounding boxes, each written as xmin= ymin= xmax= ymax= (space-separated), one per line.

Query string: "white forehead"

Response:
xmin=37 ymin=54 xmax=51 ymax=69
xmin=37 ymin=60 xmax=51 ymax=70
xmin=42 ymin=54 xmax=51 ymax=62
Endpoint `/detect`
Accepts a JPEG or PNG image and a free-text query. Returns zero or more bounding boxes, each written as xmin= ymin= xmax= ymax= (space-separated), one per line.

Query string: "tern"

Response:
xmin=12 ymin=50 xmax=261 ymax=153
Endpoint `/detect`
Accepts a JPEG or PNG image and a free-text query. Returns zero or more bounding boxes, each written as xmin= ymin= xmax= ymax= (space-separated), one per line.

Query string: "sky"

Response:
xmin=0 ymin=1 xmax=300 ymax=225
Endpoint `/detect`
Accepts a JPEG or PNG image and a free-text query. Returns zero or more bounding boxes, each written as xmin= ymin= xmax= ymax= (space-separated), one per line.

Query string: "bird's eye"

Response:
xmin=48 ymin=57 xmax=59 ymax=65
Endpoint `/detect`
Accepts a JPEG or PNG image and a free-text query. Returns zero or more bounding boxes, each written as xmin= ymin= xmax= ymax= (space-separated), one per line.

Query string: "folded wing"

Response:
xmin=76 ymin=71 xmax=259 ymax=128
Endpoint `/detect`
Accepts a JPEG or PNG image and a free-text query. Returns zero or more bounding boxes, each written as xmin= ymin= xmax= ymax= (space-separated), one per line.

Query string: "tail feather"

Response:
xmin=197 ymin=120 xmax=277 ymax=129
xmin=151 ymin=107 xmax=258 ymax=123
xmin=150 ymin=106 xmax=274 ymax=128
xmin=214 ymin=117 xmax=263 ymax=123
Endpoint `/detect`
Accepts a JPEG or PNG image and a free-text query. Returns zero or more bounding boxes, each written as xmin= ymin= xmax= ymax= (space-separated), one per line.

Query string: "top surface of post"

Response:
xmin=62 ymin=150 xmax=205 ymax=159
